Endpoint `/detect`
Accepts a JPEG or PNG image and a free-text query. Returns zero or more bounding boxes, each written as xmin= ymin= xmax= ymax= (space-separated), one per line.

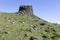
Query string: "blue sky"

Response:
xmin=0 ymin=0 xmax=60 ymax=24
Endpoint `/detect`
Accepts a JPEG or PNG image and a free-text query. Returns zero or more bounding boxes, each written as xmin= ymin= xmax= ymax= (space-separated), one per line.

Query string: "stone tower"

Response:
xmin=18 ymin=5 xmax=34 ymax=16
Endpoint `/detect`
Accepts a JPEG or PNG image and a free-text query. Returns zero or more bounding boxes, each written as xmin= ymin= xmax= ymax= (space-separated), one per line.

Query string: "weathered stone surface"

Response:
xmin=18 ymin=5 xmax=34 ymax=16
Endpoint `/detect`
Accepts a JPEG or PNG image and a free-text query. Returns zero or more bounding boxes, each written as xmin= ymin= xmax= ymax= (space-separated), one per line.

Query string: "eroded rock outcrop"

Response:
xmin=18 ymin=5 xmax=34 ymax=16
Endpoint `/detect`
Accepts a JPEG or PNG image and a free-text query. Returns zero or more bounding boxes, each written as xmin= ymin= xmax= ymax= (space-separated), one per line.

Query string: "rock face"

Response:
xmin=18 ymin=5 xmax=34 ymax=16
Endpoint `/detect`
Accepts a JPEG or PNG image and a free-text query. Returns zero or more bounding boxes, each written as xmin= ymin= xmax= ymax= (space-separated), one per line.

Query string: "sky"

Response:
xmin=0 ymin=0 xmax=60 ymax=24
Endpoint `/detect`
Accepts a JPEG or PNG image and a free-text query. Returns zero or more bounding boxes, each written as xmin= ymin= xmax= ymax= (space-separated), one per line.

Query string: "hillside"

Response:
xmin=0 ymin=5 xmax=60 ymax=40
xmin=0 ymin=12 xmax=60 ymax=40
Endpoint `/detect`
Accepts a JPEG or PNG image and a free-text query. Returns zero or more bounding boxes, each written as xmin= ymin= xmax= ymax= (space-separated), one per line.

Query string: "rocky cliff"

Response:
xmin=18 ymin=5 xmax=34 ymax=16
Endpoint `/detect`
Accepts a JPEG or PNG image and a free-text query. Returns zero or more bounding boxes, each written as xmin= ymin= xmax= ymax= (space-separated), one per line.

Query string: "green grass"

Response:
xmin=0 ymin=12 xmax=60 ymax=40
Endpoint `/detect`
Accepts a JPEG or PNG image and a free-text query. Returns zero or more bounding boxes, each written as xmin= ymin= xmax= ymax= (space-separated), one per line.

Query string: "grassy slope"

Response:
xmin=0 ymin=12 xmax=60 ymax=40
